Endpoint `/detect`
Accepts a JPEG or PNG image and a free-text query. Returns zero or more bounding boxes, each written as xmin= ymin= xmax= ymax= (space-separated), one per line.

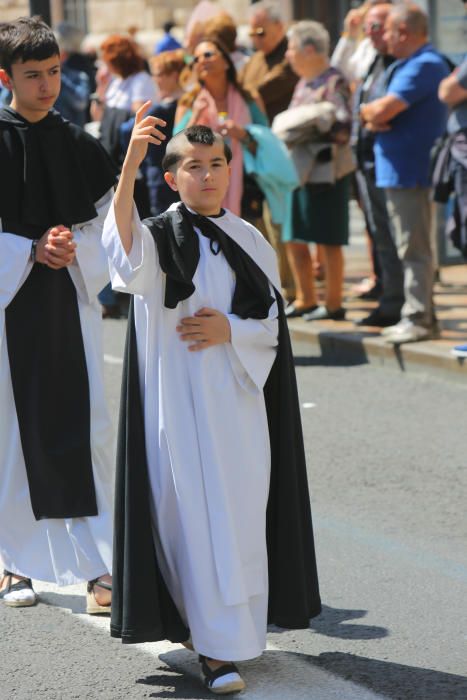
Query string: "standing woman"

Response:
xmin=282 ymin=21 xmax=354 ymax=321
xmin=174 ymin=37 xmax=268 ymax=218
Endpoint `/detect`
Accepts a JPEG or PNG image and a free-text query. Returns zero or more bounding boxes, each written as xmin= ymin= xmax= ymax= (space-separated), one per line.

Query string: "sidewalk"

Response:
xmin=287 ymin=205 xmax=467 ymax=382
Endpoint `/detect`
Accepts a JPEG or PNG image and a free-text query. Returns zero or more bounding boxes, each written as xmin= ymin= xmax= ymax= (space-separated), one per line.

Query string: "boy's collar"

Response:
xmin=184 ymin=204 xmax=226 ymax=219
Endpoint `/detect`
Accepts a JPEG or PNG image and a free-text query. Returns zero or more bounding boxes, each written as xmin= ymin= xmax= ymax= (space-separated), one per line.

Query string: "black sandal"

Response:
xmin=199 ymin=654 xmax=245 ymax=695
xmin=0 ymin=569 xmax=37 ymax=607
xmin=86 ymin=577 xmax=112 ymax=615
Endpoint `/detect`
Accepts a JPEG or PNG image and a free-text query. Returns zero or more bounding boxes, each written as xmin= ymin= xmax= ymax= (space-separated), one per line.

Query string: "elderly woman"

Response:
xmin=281 ymin=21 xmax=354 ymax=321
xmin=174 ymin=37 xmax=268 ymax=218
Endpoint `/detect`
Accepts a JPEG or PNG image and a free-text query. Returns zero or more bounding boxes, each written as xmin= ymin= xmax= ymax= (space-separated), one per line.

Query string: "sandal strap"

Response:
xmin=200 ymin=657 xmax=240 ymax=686
xmin=87 ymin=578 xmax=112 ymax=593
xmin=0 ymin=577 xmax=33 ymax=596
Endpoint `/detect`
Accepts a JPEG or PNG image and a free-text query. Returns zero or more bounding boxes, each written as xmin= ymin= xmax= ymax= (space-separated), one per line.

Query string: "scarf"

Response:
xmin=191 ymin=85 xmax=250 ymax=215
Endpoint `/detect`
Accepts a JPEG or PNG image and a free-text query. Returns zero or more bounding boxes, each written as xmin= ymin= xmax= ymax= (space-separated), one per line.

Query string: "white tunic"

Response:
xmin=0 ymin=192 xmax=114 ymax=586
xmin=103 ymin=202 xmax=280 ymax=660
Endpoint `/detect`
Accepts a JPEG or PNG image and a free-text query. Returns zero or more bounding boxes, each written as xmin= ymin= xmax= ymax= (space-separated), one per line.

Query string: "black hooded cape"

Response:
xmin=0 ymin=107 xmax=116 ymax=520
xmin=110 ymin=207 xmax=321 ymax=643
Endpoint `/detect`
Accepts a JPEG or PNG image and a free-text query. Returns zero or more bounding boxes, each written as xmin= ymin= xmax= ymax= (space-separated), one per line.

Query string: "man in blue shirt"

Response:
xmin=360 ymin=3 xmax=449 ymax=343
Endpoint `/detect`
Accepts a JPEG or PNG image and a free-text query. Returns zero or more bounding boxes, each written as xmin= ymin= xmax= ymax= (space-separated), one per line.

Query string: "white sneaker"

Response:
xmin=384 ymin=321 xmax=438 ymax=344
xmin=0 ymin=572 xmax=37 ymax=607
xmin=380 ymin=318 xmax=412 ymax=337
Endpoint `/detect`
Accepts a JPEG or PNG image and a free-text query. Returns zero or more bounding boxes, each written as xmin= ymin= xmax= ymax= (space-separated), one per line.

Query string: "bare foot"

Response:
xmin=92 ymin=574 xmax=112 ymax=607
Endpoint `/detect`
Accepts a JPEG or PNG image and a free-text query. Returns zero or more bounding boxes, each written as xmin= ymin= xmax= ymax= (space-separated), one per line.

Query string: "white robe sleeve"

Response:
xmin=68 ymin=189 xmax=114 ymax=303
xmin=102 ymin=197 xmax=158 ymax=296
xmin=0 ymin=228 xmax=33 ymax=310
xmin=226 ymin=287 xmax=279 ymax=393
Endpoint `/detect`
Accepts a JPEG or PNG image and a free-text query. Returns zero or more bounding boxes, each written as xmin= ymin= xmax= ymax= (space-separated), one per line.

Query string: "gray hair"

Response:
xmin=390 ymin=2 xmax=429 ymax=36
xmin=287 ymin=20 xmax=330 ymax=57
xmin=248 ymin=1 xmax=283 ymax=23
xmin=54 ymin=21 xmax=83 ymax=53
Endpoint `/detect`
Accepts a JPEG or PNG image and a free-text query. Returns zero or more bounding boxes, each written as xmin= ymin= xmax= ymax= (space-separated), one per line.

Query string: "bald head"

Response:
xmin=389 ymin=3 xmax=429 ymax=38
xmin=384 ymin=3 xmax=429 ymax=59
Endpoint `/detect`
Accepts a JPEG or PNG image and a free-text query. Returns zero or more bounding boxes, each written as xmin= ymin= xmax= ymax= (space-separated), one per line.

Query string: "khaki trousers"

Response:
xmin=385 ymin=187 xmax=435 ymax=328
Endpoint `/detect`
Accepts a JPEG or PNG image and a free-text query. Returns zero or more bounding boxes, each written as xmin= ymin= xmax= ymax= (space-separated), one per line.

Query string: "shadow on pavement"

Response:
xmin=313 ymin=651 xmax=467 ymax=700
xmin=137 ymin=664 xmax=212 ymax=699
xmin=309 ymin=604 xmax=388 ymax=640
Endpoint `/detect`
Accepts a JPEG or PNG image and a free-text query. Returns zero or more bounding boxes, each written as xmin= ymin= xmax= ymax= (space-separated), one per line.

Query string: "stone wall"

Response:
xmin=0 ymin=0 xmax=29 ymax=22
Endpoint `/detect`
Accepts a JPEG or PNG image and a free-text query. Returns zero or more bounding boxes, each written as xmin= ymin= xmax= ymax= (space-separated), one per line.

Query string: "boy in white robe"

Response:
xmin=0 ymin=17 xmax=116 ymax=612
xmin=104 ymin=107 xmax=321 ymax=694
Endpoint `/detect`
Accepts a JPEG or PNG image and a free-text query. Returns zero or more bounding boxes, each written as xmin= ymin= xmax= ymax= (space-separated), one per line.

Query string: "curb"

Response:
xmin=288 ymin=319 xmax=467 ymax=383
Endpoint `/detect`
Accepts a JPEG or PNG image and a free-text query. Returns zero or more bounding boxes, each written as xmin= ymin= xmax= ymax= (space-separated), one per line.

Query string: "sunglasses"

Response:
xmin=366 ymin=22 xmax=384 ymax=31
xmin=192 ymin=50 xmax=219 ymax=65
xmin=248 ymin=27 xmax=266 ymax=38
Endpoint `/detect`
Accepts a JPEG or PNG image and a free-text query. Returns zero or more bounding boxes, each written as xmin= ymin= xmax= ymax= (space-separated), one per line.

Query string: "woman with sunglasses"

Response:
xmin=174 ymin=37 xmax=268 ymax=220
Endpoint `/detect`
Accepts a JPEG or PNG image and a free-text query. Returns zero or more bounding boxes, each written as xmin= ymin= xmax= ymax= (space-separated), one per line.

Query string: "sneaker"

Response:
xmin=383 ymin=321 xmax=439 ymax=344
xmin=0 ymin=570 xmax=37 ymax=607
xmin=199 ymin=655 xmax=246 ymax=694
xmin=303 ymin=305 xmax=346 ymax=322
xmin=380 ymin=318 xmax=412 ymax=336
xmin=451 ymin=344 xmax=467 ymax=358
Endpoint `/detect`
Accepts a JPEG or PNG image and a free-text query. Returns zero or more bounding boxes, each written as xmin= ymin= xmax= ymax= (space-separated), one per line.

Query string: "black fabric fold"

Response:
xmin=0 ymin=107 xmax=117 ymax=227
xmin=0 ymin=108 xmax=117 ymax=520
xmin=111 ymin=212 xmax=321 ymax=643
xmin=144 ymin=204 xmax=274 ymax=318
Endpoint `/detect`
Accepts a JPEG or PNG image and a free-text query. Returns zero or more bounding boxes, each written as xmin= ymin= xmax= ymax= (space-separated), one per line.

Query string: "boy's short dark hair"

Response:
xmin=162 ymin=125 xmax=233 ymax=173
xmin=0 ymin=16 xmax=59 ymax=75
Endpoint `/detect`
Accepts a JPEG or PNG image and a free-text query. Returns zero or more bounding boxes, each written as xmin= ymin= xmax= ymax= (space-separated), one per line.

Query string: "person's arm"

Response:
xmin=439 ymin=67 xmax=467 ymax=107
xmin=0 ymin=226 xmax=75 ymax=308
xmin=113 ymin=101 xmax=166 ymax=253
xmin=360 ymin=94 xmax=407 ymax=130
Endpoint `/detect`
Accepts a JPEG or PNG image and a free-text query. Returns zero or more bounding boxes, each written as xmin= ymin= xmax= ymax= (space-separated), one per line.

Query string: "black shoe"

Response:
xmin=285 ymin=303 xmax=318 ymax=319
xmin=303 ymin=305 xmax=346 ymax=322
xmin=358 ymin=283 xmax=382 ymax=301
xmin=355 ymin=309 xmax=401 ymax=327
xmin=199 ymin=655 xmax=246 ymax=694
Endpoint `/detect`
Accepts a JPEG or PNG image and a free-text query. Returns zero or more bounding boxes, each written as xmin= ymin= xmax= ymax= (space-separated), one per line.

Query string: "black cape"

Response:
xmin=110 ymin=207 xmax=321 ymax=643
xmin=0 ymin=107 xmax=116 ymax=520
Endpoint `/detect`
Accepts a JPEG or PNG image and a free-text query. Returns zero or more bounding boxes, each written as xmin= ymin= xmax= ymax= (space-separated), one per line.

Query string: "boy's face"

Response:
xmin=164 ymin=141 xmax=231 ymax=216
xmin=0 ymin=55 xmax=61 ymax=122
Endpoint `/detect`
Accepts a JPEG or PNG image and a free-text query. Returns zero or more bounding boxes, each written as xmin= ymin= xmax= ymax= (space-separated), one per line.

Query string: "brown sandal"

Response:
xmin=86 ymin=577 xmax=112 ymax=615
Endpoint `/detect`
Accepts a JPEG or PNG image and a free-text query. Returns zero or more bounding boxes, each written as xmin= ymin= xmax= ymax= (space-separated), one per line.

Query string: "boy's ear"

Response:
xmin=0 ymin=69 xmax=12 ymax=91
xmin=164 ymin=170 xmax=178 ymax=192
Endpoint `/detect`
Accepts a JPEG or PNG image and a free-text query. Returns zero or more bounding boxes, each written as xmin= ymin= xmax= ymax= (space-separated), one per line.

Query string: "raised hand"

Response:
xmin=176 ymin=307 xmax=231 ymax=352
xmin=124 ymin=101 xmax=167 ymax=172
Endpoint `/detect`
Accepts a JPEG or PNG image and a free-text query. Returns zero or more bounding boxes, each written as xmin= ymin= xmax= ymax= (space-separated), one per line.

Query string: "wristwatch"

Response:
xmin=30 ymin=239 xmax=39 ymax=263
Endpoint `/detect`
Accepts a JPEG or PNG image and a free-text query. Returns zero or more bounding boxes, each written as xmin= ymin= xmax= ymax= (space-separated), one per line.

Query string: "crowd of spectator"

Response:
xmin=13 ymin=0 xmax=465 ymax=351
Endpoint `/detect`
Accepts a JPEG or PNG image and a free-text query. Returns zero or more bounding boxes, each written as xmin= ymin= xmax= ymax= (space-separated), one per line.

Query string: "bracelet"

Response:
xmin=30 ymin=239 xmax=38 ymax=263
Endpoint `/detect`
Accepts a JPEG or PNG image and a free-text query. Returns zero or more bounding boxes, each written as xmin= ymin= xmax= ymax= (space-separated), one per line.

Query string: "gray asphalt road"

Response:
xmin=1 ymin=322 xmax=466 ymax=700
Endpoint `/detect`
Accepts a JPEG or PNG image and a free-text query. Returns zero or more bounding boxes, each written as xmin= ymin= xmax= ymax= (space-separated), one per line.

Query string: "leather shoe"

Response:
xmin=355 ymin=309 xmax=401 ymax=327
xmin=303 ymin=305 xmax=346 ymax=322
xmin=285 ymin=303 xmax=318 ymax=319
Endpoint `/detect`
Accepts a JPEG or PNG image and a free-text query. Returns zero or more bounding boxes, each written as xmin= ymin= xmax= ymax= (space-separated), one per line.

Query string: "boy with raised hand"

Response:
xmin=103 ymin=103 xmax=321 ymax=695
xmin=0 ymin=17 xmax=116 ymax=611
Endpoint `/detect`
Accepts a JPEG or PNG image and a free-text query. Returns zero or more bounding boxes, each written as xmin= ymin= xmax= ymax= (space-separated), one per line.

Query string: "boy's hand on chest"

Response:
xmin=176 ymin=307 xmax=231 ymax=352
